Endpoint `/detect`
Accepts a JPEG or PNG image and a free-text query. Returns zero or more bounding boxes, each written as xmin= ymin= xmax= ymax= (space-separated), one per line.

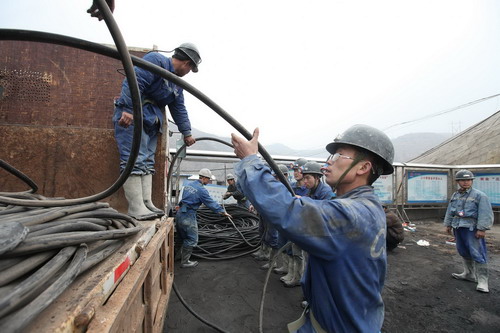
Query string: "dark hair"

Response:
xmin=354 ymin=147 xmax=384 ymax=185
xmin=173 ymin=49 xmax=191 ymax=63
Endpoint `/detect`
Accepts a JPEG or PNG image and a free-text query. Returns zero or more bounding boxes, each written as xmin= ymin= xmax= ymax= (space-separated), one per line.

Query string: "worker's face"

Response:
xmin=227 ymin=179 xmax=235 ymax=185
xmin=201 ymin=176 xmax=211 ymax=185
xmin=457 ymin=179 xmax=473 ymax=190
xmin=303 ymin=174 xmax=319 ymax=189
xmin=293 ymin=169 xmax=303 ymax=181
xmin=323 ymin=146 xmax=358 ymax=187
xmin=174 ymin=60 xmax=193 ymax=77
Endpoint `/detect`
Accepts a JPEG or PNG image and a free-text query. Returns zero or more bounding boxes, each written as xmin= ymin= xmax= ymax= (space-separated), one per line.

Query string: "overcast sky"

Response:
xmin=2 ymin=0 xmax=500 ymax=153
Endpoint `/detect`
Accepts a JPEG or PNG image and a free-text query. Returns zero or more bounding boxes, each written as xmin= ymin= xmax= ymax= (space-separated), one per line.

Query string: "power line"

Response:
xmin=383 ymin=93 xmax=500 ymax=131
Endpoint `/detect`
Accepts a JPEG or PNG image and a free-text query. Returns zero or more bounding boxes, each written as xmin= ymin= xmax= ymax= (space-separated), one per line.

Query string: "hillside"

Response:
xmin=391 ymin=132 xmax=452 ymax=163
xmin=168 ymin=125 xmax=452 ymax=179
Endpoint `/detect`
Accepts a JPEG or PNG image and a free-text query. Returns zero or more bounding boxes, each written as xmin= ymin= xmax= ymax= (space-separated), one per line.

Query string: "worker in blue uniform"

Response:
xmin=282 ymin=161 xmax=337 ymax=288
xmin=176 ymin=168 xmax=231 ymax=268
xmin=444 ymin=169 xmax=493 ymax=293
xmin=291 ymin=158 xmax=309 ymax=197
xmin=113 ymin=43 xmax=201 ymax=220
xmin=231 ymin=124 xmax=394 ymax=332
xmin=259 ymin=164 xmax=290 ymax=271
xmin=280 ymin=158 xmax=309 ymax=285
xmin=301 ymin=161 xmax=335 ymax=200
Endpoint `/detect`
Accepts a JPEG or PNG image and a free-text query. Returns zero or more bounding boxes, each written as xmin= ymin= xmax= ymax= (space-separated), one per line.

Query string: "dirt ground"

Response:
xmin=164 ymin=219 xmax=500 ymax=332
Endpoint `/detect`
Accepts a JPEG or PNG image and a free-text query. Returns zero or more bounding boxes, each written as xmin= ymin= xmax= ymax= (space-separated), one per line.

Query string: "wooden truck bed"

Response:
xmin=24 ymin=217 xmax=174 ymax=333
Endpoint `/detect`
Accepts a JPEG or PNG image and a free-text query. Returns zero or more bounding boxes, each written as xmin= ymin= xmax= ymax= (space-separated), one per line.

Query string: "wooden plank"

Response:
xmin=87 ymin=219 xmax=173 ymax=333
xmin=22 ymin=218 xmax=160 ymax=333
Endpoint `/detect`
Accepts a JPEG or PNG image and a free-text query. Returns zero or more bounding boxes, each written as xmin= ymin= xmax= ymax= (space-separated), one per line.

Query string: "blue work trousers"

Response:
xmin=454 ymin=227 xmax=488 ymax=263
xmin=175 ymin=210 xmax=199 ymax=248
xmin=113 ymin=109 xmax=159 ymax=175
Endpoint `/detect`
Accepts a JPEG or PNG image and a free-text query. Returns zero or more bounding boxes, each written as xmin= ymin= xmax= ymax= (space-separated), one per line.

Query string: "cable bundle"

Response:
xmin=189 ymin=204 xmax=261 ymax=260
xmin=0 ymin=193 xmax=142 ymax=332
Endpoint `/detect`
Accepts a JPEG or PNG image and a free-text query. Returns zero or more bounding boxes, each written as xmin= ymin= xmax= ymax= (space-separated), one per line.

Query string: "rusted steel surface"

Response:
xmin=0 ymin=40 xmax=165 ymax=213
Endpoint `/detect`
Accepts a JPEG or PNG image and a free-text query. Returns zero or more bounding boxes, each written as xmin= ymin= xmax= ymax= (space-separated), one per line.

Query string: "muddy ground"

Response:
xmin=164 ymin=219 xmax=500 ymax=332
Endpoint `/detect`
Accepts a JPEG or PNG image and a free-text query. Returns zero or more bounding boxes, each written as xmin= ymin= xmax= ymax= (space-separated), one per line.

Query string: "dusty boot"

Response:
xmin=284 ymin=257 xmax=302 ymax=288
xmin=475 ymin=262 xmax=489 ymax=293
xmin=452 ymin=258 xmax=476 ymax=282
xmin=280 ymin=255 xmax=294 ymax=283
xmin=273 ymin=252 xmax=289 ymax=275
xmin=141 ymin=174 xmax=164 ymax=216
xmin=251 ymin=244 xmax=265 ymax=259
xmin=260 ymin=249 xmax=277 ymax=270
xmin=123 ymin=175 xmax=157 ymax=220
xmin=255 ymin=244 xmax=271 ymax=261
xmin=180 ymin=247 xmax=198 ymax=268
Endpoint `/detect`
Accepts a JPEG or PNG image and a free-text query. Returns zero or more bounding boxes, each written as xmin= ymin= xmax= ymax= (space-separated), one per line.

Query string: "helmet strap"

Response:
xmin=331 ymin=153 xmax=367 ymax=192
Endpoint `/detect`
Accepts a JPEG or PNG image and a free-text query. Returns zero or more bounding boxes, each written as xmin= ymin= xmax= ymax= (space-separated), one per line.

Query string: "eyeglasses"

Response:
xmin=327 ymin=153 xmax=355 ymax=163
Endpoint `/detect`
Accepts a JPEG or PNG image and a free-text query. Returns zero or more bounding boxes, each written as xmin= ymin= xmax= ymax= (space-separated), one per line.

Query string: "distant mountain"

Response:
xmin=392 ymin=132 xmax=452 ymax=163
xmin=168 ymin=124 xmax=452 ymax=176
xmin=168 ymin=127 xmax=233 ymax=152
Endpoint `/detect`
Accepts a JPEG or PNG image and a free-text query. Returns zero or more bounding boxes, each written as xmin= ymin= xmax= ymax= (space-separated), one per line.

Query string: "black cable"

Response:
xmin=259 ymin=242 xmax=292 ymax=333
xmin=0 ymin=0 xmax=143 ymax=207
xmin=0 ymin=159 xmax=38 ymax=193
xmin=172 ymin=282 xmax=230 ymax=333
xmin=0 ymin=9 xmax=292 ymax=332
xmin=0 ymin=29 xmax=294 ymax=201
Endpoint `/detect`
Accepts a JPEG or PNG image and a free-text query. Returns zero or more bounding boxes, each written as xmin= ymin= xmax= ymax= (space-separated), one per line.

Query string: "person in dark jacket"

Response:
xmin=223 ymin=174 xmax=248 ymax=208
xmin=384 ymin=206 xmax=404 ymax=251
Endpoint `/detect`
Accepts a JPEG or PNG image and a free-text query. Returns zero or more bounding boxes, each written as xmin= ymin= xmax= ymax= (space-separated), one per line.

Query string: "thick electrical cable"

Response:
xmin=0 ymin=11 xmax=292 ymax=333
xmin=0 ymin=29 xmax=294 ymax=199
xmin=259 ymin=242 xmax=292 ymax=333
xmin=0 ymin=0 xmax=143 ymax=207
xmin=172 ymin=282 xmax=230 ymax=333
xmin=0 ymin=159 xmax=38 ymax=193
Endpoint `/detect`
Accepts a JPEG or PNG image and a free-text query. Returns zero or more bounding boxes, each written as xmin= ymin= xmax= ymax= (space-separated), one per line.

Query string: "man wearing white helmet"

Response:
xmin=231 ymin=125 xmax=394 ymax=333
xmin=176 ymin=168 xmax=231 ymax=268
xmin=444 ymin=169 xmax=493 ymax=293
xmin=113 ymin=42 xmax=201 ymax=220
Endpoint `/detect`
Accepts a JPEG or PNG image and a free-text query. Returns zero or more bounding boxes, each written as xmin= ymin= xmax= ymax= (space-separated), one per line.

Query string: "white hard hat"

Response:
xmin=199 ymin=168 xmax=212 ymax=178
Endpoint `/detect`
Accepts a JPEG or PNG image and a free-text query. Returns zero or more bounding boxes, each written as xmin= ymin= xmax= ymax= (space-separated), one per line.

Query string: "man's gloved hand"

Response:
xmin=221 ymin=212 xmax=232 ymax=219
xmin=222 ymin=192 xmax=231 ymax=200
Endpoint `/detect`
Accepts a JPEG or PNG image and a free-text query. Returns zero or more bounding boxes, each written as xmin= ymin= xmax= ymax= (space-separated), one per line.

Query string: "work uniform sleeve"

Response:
xmin=443 ymin=194 xmax=454 ymax=227
xmin=167 ymin=91 xmax=192 ymax=137
xmin=235 ymin=155 xmax=377 ymax=261
xmin=119 ymin=53 xmax=161 ymax=113
xmin=199 ymin=187 xmax=224 ymax=214
xmin=386 ymin=212 xmax=404 ymax=242
xmin=476 ymin=192 xmax=494 ymax=231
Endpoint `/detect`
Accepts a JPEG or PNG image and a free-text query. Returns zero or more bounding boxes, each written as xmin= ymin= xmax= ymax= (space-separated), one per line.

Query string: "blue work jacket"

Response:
xmin=308 ymin=181 xmax=335 ymax=200
xmin=115 ymin=52 xmax=192 ymax=136
xmin=235 ymin=155 xmax=386 ymax=333
xmin=443 ymin=187 xmax=493 ymax=231
xmin=291 ymin=180 xmax=309 ymax=197
xmin=179 ymin=180 xmax=224 ymax=214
